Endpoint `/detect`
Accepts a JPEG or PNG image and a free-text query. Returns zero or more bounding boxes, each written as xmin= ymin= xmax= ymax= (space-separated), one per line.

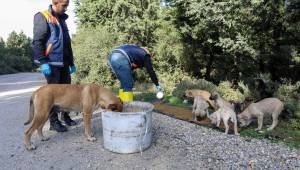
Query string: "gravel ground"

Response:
xmin=0 ymin=73 xmax=299 ymax=170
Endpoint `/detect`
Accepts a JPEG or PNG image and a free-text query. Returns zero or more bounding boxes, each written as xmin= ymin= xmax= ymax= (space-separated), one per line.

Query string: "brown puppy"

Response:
xmin=185 ymin=89 xmax=217 ymax=109
xmin=24 ymin=84 xmax=123 ymax=150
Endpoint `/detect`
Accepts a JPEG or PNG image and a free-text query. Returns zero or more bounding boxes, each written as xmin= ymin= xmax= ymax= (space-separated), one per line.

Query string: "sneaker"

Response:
xmin=62 ymin=112 xmax=77 ymax=126
xmin=49 ymin=120 xmax=68 ymax=132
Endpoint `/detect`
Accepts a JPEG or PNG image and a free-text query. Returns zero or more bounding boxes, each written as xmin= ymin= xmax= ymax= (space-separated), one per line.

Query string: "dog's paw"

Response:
xmin=41 ymin=137 xmax=49 ymax=141
xmin=235 ymin=133 xmax=240 ymax=136
xmin=87 ymin=136 xmax=97 ymax=142
xmin=266 ymin=127 xmax=273 ymax=131
xmin=255 ymin=128 xmax=262 ymax=131
xmin=25 ymin=144 xmax=36 ymax=151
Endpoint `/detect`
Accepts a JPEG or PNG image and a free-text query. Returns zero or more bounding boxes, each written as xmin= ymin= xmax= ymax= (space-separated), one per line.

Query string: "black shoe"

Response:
xmin=62 ymin=112 xmax=77 ymax=126
xmin=49 ymin=120 xmax=68 ymax=132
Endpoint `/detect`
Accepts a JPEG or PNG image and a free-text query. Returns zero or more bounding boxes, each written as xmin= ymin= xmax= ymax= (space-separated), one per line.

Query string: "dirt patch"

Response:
xmin=153 ymin=101 xmax=240 ymax=133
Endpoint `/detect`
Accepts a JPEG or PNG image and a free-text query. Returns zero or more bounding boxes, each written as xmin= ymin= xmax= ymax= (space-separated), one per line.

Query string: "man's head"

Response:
xmin=52 ymin=0 xmax=69 ymax=15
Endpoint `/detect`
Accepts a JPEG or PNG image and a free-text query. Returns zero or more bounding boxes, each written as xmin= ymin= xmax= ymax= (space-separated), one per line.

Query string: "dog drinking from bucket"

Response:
xmin=24 ymin=84 xmax=123 ymax=150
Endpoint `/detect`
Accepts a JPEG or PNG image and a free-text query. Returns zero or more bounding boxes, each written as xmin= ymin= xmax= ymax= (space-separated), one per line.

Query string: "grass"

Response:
xmin=239 ymin=121 xmax=300 ymax=149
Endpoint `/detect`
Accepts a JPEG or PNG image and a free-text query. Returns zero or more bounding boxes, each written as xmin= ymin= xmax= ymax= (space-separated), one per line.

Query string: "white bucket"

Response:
xmin=102 ymin=101 xmax=154 ymax=154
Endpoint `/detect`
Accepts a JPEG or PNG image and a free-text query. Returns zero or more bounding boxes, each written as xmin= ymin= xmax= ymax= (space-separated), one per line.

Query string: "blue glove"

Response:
xmin=41 ymin=64 xmax=51 ymax=76
xmin=70 ymin=65 xmax=77 ymax=74
xmin=155 ymin=85 xmax=162 ymax=91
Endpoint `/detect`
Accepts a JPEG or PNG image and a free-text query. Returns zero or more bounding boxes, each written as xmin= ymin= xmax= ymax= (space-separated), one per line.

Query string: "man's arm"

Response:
xmin=144 ymin=56 xmax=159 ymax=86
xmin=33 ymin=13 xmax=49 ymax=64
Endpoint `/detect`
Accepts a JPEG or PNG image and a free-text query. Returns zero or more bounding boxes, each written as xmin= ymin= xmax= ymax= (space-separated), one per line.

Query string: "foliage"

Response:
xmin=0 ymin=31 xmax=34 ymax=75
xmin=75 ymin=0 xmax=161 ymax=46
xmin=217 ymin=81 xmax=250 ymax=102
xmin=171 ymin=0 xmax=300 ymax=82
xmin=172 ymin=0 xmax=258 ymax=82
xmin=289 ymin=119 xmax=300 ymax=130
xmin=274 ymin=81 xmax=300 ymax=118
xmin=72 ymin=27 xmax=120 ymax=87
xmin=158 ymin=69 xmax=193 ymax=96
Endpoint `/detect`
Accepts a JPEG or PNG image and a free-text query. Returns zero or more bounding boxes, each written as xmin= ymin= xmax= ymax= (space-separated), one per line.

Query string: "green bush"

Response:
xmin=289 ymin=119 xmax=300 ymax=130
xmin=0 ymin=31 xmax=34 ymax=75
xmin=274 ymin=81 xmax=300 ymax=118
xmin=72 ymin=27 xmax=120 ymax=87
xmin=0 ymin=57 xmax=17 ymax=74
xmin=217 ymin=81 xmax=250 ymax=103
xmin=157 ymin=70 xmax=193 ymax=96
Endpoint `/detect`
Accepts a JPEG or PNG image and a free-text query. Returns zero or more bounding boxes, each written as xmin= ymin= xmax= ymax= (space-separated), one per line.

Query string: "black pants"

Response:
xmin=44 ymin=66 xmax=71 ymax=122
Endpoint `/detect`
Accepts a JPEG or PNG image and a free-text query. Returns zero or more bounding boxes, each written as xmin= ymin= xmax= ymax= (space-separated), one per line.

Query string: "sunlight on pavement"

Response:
xmin=0 ymin=86 xmax=41 ymax=99
xmin=0 ymin=80 xmax=44 ymax=86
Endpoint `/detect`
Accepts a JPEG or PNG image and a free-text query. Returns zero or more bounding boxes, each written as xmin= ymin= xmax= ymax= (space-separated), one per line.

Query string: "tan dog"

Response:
xmin=207 ymin=107 xmax=239 ymax=135
xmin=185 ymin=89 xmax=216 ymax=109
xmin=192 ymin=96 xmax=209 ymax=121
xmin=24 ymin=84 xmax=123 ymax=150
xmin=238 ymin=98 xmax=283 ymax=131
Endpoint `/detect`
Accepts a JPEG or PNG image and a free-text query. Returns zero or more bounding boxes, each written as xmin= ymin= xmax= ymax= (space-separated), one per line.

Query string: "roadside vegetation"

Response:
xmin=0 ymin=31 xmax=34 ymax=74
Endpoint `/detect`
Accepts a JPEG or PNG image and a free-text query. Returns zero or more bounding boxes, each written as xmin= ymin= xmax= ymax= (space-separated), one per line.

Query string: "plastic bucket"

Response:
xmin=102 ymin=101 xmax=154 ymax=154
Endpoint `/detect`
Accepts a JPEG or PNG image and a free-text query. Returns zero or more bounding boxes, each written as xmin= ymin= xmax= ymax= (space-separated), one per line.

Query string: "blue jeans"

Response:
xmin=108 ymin=52 xmax=134 ymax=91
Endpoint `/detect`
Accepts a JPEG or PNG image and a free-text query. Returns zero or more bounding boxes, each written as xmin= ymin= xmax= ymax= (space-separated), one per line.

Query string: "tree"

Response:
xmin=4 ymin=31 xmax=33 ymax=72
xmin=172 ymin=0 xmax=300 ymax=83
xmin=75 ymin=0 xmax=161 ymax=46
xmin=172 ymin=0 xmax=257 ymax=83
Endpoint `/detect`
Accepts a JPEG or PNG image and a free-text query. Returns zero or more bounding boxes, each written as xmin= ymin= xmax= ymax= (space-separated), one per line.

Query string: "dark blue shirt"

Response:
xmin=116 ymin=44 xmax=159 ymax=86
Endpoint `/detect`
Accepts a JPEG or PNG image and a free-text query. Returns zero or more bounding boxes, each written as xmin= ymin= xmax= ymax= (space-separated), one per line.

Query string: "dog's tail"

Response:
xmin=24 ymin=94 xmax=34 ymax=125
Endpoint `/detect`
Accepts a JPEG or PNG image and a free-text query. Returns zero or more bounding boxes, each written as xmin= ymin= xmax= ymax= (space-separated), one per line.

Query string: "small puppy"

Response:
xmin=192 ymin=96 xmax=209 ymax=121
xmin=207 ymin=107 xmax=239 ymax=135
xmin=238 ymin=98 xmax=283 ymax=131
xmin=185 ymin=89 xmax=216 ymax=109
xmin=24 ymin=84 xmax=123 ymax=150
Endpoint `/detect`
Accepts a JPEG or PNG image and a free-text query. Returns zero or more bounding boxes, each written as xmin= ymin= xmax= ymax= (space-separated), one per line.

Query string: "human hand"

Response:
xmin=155 ymin=85 xmax=162 ymax=92
xmin=70 ymin=65 xmax=77 ymax=74
xmin=41 ymin=64 xmax=51 ymax=76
